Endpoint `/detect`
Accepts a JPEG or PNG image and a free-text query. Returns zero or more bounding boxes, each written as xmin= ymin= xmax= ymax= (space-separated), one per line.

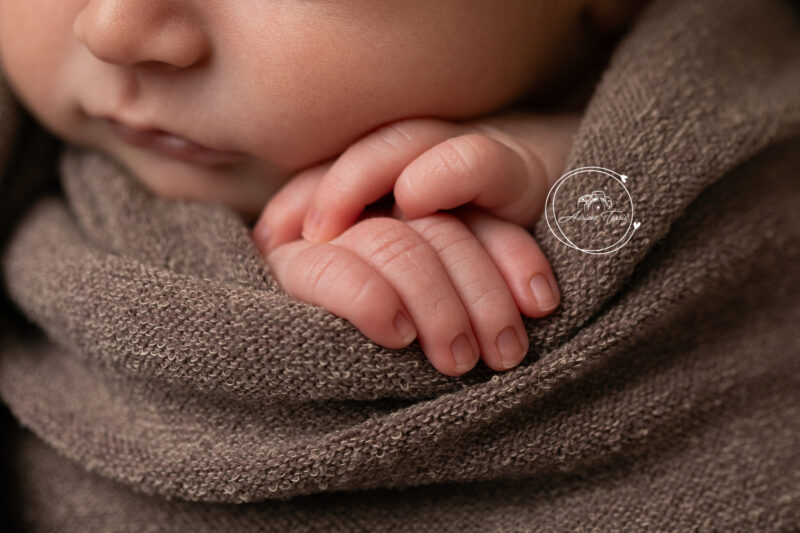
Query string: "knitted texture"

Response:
xmin=1 ymin=0 xmax=799 ymax=530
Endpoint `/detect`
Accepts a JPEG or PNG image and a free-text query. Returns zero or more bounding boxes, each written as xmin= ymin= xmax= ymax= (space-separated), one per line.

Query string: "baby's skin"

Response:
xmin=0 ymin=0 xmax=639 ymax=376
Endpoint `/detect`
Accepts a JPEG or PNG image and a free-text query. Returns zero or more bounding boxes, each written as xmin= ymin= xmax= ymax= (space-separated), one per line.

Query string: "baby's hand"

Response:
xmin=300 ymin=112 xmax=579 ymax=242
xmin=254 ymin=189 xmax=549 ymax=375
xmin=252 ymin=112 xmax=578 ymax=375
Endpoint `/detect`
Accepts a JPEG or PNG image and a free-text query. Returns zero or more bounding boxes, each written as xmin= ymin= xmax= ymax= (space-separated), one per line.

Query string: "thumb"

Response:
xmin=251 ymin=161 xmax=332 ymax=255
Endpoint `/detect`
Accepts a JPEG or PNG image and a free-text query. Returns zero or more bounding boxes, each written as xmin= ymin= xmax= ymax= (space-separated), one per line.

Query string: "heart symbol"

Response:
xmin=621 ymin=174 xmax=628 ymax=183
xmin=634 ymin=221 xmax=641 ymax=229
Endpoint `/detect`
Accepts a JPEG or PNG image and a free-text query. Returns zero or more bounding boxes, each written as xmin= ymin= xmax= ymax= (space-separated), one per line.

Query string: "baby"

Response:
xmin=0 ymin=0 xmax=641 ymax=376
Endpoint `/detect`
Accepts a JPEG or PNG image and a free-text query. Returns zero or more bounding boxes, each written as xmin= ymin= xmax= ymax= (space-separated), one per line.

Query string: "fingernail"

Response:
xmin=393 ymin=311 xmax=417 ymax=344
xmin=530 ymin=273 xmax=558 ymax=312
xmin=302 ymin=208 xmax=322 ymax=241
xmin=496 ymin=327 xmax=524 ymax=369
xmin=251 ymin=224 xmax=272 ymax=253
xmin=451 ymin=333 xmax=476 ymax=373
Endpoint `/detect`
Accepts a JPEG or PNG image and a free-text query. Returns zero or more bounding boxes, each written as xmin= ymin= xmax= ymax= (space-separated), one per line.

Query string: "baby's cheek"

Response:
xmin=0 ymin=0 xmax=83 ymax=140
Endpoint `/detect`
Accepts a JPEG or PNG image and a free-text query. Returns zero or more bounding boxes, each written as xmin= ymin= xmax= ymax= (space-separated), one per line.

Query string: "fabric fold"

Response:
xmin=0 ymin=0 xmax=798 ymax=528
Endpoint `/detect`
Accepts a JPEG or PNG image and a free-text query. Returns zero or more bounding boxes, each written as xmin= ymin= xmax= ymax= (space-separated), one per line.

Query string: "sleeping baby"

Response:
xmin=0 ymin=0 xmax=643 ymax=376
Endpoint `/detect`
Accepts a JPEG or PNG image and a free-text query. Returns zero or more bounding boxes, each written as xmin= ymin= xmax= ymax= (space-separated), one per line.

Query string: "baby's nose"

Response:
xmin=73 ymin=1 xmax=210 ymax=69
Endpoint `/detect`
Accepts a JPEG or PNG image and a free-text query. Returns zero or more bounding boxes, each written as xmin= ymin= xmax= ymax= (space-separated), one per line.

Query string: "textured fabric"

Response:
xmin=1 ymin=0 xmax=800 ymax=530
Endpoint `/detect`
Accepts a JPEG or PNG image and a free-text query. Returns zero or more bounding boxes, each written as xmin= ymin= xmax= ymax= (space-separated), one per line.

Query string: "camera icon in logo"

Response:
xmin=577 ymin=190 xmax=613 ymax=213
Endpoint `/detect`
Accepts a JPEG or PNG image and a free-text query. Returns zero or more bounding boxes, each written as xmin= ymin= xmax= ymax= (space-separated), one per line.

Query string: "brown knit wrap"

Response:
xmin=1 ymin=0 xmax=799 ymax=530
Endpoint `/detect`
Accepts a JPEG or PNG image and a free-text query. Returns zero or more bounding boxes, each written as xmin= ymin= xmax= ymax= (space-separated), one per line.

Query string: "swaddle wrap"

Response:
xmin=1 ymin=0 xmax=799 ymax=530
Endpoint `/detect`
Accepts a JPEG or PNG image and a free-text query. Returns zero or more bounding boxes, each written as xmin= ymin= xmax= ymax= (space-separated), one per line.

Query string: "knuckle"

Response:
xmin=369 ymin=120 xmax=418 ymax=150
xmin=434 ymin=134 xmax=492 ymax=179
xmin=346 ymin=275 xmax=391 ymax=317
xmin=297 ymin=246 xmax=348 ymax=297
xmin=353 ymin=217 xmax=427 ymax=270
xmin=407 ymin=213 xmax=471 ymax=252
xmin=436 ymin=233 xmax=475 ymax=266
xmin=466 ymin=283 xmax=511 ymax=311
xmin=365 ymin=118 xmax=450 ymax=151
xmin=422 ymin=290 xmax=471 ymax=331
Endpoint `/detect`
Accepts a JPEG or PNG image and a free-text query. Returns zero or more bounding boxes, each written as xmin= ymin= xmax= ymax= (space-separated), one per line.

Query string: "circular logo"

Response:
xmin=544 ymin=167 xmax=641 ymax=254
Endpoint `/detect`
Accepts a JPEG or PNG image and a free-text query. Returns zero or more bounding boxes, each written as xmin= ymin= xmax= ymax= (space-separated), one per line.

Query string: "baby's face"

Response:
xmin=0 ymin=0 xmax=584 ymax=218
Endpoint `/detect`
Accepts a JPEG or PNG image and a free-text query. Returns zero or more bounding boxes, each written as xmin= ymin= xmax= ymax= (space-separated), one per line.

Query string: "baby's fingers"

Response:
xmin=265 ymin=240 xmax=417 ymax=349
xmin=395 ymin=113 xmax=581 ymax=228
xmin=331 ymin=217 xmax=481 ymax=376
xmin=251 ymin=161 xmax=332 ymax=254
xmin=301 ymin=119 xmax=462 ymax=243
xmin=458 ymin=208 xmax=560 ymax=318
xmin=403 ymin=213 xmax=530 ymax=372
xmin=394 ymin=133 xmax=549 ymax=228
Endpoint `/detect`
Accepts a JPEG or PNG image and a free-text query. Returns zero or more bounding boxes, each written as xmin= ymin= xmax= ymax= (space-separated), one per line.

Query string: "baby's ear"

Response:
xmin=583 ymin=0 xmax=648 ymax=34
